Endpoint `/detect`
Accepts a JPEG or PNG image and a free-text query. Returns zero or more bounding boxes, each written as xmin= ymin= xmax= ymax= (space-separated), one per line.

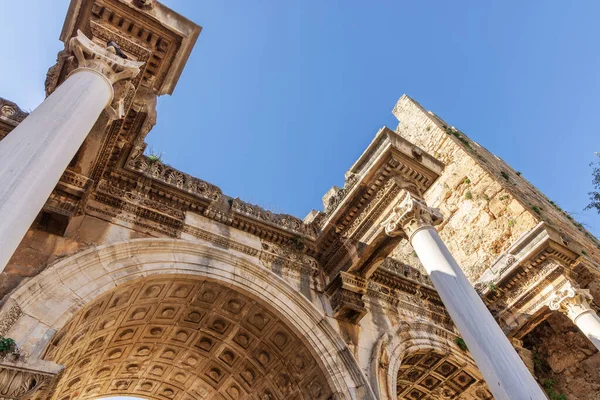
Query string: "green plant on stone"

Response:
xmin=516 ymin=171 xmax=522 ymax=176
xmin=483 ymin=194 xmax=490 ymax=201
xmin=582 ymin=250 xmax=588 ymax=256
xmin=543 ymin=379 xmax=567 ymax=400
xmin=465 ymin=191 xmax=473 ymax=200
xmin=508 ymin=219 xmax=516 ymax=228
xmin=455 ymin=337 xmax=468 ymax=352
xmin=501 ymin=171 xmax=510 ymax=181
xmin=145 ymin=146 xmax=164 ymax=164
xmin=464 ymin=178 xmax=471 ymax=184
xmin=147 ymin=153 xmax=163 ymax=163
xmin=445 ymin=127 xmax=472 ymax=149
xmin=532 ymin=206 xmax=541 ymax=215
xmin=488 ymin=282 xmax=499 ymax=292
xmin=0 ymin=337 xmax=16 ymax=355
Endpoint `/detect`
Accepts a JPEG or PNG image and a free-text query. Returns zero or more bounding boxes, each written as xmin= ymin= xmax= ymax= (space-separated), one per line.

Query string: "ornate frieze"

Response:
xmin=377 ymin=258 xmax=434 ymax=289
xmin=125 ymin=156 xmax=223 ymax=203
xmin=381 ymin=192 xmax=443 ymax=239
xmin=323 ymin=174 xmax=359 ymax=216
xmin=231 ymin=198 xmax=317 ymax=238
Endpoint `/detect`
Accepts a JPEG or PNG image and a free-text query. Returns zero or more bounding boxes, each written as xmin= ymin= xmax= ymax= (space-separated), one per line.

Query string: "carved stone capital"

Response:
xmin=0 ymin=358 xmax=63 ymax=399
xmin=381 ymin=192 xmax=443 ymax=239
xmin=548 ymin=281 xmax=595 ymax=322
xmin=68 ymin=30 xmax=144 ymax=119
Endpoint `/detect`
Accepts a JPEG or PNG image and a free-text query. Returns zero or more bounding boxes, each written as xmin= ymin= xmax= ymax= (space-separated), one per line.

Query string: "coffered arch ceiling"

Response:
xmin=36 ymin=275 xmax=335 ymax=400
xmin=396 ymin=349 xmax=492 ymax=400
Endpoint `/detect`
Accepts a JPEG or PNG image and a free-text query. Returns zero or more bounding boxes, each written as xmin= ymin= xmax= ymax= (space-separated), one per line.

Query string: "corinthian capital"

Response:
xmin=548 ymin=281 xmax=594 ymax=322
xmin=68 ymin=30 xmax=144 ymax=119
xmin=381 ymin=192 xmax=443 ymax=239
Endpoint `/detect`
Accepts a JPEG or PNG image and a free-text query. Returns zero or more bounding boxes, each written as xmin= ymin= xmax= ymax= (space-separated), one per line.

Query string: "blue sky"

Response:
xmin=1 ymin=0 xmax=599 ymax=235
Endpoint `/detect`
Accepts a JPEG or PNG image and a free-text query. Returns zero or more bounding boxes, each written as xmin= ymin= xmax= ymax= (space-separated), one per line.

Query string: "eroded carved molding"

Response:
xmin=325 ymin=271 xmax=368 ymax=323
xmin=68 ymin=30 xmax=144 ymax=119
xmin=548 ymin=280 xmax=595 ymax=322
xmin=381 ymin=192 xmax=443 ymax=239
xmin=0 ymin=302 xmax=22 ymax=338
xmin=0 ymin=99 xmax=28 ymax=126
xmin=0 ymin=358 xmax=62 ymax=400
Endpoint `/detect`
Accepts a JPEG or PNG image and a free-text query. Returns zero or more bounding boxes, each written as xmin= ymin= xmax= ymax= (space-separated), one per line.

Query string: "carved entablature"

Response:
xmin=475 ymin=222 xmax=584 ymax=336
xmin=314 ymin=127 xmax=443 ymax=279
xmin=125 ymin=156 xmax=223 ymax=202
xmin=43 ymin=170 xmax=94 ymax=218
xmin=49 ymin=0 xmax=201 ymax=97
xmin=120 ymin=151 xmax=319 ymax=243
xmin=230 ymin=198 xmax=318 ymax=239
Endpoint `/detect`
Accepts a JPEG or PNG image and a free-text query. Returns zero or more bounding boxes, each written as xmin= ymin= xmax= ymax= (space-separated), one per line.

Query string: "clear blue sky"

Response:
xmin=1 ymin=0 xmax=599 ymax=235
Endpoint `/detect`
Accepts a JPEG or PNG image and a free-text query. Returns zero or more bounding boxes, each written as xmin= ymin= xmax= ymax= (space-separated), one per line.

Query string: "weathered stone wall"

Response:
xmin=526 ymin=313 xmax=600 ymax=400
xmin=391 ymin=95 xmax=600 ymax=281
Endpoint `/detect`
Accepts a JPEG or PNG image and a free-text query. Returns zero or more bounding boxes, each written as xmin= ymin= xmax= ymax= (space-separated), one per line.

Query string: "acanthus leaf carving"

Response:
xmin=548 ymin=280 xmax=595 ymax=322
xmin=68 ymin=30 xmax=144 ymax=120
xmin=381 ymin=191 xmax=443 ymax=239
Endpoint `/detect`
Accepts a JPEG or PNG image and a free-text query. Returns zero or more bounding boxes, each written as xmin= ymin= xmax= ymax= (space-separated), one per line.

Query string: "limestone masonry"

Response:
xmin=0 ymin=0 xmax=599 ymax=399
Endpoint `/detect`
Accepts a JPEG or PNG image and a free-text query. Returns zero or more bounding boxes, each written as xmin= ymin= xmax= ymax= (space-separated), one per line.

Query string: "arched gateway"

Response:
xmin=2 ymin=239 xmax=373 ymax=399
xmin=371 ymin=322 xmax=493 ymax=400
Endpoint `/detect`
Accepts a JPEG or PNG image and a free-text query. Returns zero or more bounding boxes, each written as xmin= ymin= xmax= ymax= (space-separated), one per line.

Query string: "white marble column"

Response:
xmin=0 ymin=30 xmax=142 ymax=272
xmin=382 ymin=192 xmax=547 ymax=400
xmin=549 ymin=281 xmax=600 ymax=351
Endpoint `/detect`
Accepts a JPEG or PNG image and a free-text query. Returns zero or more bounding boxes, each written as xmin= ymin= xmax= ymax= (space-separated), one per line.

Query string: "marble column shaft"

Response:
xmin=0 ymin=31 xmax=142 ymax=272
xmin=382 ymin=192 xmax=547 ymax=400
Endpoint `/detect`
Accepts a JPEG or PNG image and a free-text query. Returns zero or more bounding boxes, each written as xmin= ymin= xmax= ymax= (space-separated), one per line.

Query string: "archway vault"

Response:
xmin=1 ymin=239 xmax=374 ymax=400
xmin=41 ymin=275 xmax=333 ymax=399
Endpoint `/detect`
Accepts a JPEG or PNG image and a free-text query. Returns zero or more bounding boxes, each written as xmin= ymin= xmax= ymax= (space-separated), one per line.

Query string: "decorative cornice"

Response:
xmin=124 ymin=156 xmax=223 ymax=202
xmin=477 ymin=222 xmax=580 ymax=298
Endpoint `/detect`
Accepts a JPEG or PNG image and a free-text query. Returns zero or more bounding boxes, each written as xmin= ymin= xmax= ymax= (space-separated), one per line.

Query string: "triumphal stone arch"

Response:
xmin=1 ymin=0 xmax=600 ymax=399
